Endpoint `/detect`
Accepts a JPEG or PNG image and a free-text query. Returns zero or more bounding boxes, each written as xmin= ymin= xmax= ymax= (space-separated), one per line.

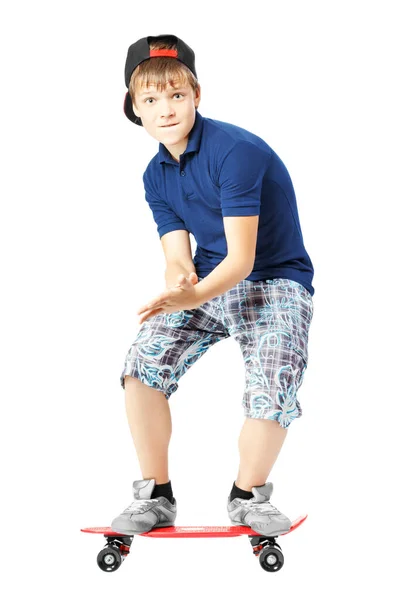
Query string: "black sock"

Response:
xmin=230 ymin=481 xmax=254 ymax=502
xmin=151 ymin=480 xmax=175 ymax=504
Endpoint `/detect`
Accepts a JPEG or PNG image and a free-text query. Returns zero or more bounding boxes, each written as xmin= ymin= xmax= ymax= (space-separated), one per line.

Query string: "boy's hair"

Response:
xmin=129 ymin=39 xmax=199 ymax=107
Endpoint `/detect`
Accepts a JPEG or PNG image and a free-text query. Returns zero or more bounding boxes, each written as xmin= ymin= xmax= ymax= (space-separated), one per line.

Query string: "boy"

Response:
xmin=112 ymin=34 xmax=315 ymax=537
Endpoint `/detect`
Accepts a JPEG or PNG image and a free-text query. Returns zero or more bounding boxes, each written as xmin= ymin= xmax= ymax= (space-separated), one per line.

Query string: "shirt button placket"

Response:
xmin=178 ymin=160 xmax=189 ymax=216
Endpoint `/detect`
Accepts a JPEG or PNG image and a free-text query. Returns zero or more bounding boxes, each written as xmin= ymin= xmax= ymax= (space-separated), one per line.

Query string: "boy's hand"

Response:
xmin=137 ymin=272 xmax=200 ymax=324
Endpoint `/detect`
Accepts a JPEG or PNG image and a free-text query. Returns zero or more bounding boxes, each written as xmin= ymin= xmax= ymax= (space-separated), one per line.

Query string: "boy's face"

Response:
xmin=131 ymin=79 xmax=201 ymax=161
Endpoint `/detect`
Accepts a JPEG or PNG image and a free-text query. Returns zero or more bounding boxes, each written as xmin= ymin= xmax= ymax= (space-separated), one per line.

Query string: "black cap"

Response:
xmin=123 ymin=34 xmax=197 ymax=126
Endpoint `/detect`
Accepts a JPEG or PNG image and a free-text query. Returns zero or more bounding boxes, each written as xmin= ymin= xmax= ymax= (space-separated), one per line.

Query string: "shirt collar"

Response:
xmin=158 ymin=110 xmax=204 ymax=164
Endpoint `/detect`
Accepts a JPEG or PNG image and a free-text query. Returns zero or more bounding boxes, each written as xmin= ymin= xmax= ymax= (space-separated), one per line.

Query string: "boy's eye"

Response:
xmin=144 ymin=93 xmax=184 ymax=104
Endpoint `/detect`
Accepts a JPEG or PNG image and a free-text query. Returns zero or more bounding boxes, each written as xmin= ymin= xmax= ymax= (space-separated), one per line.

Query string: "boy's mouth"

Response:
xmin=162 ymin=123 xmax=178 ymax=128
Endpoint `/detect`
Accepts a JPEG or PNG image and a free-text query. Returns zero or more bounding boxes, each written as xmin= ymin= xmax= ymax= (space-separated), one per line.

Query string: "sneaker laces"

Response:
xmin=239 ymin=498 xmax=280 ymax=514
xmin=124 ymin=498 xmax=159 ymax=512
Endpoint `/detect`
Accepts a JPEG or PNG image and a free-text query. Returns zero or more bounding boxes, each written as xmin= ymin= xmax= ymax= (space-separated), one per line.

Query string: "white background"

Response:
xmin=1 ymin=0 xmax=399 ymax=597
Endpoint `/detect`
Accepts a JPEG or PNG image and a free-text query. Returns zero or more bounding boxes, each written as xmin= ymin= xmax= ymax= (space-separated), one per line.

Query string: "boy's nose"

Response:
xmin=159 ymin=100 xmax=175 ymax=118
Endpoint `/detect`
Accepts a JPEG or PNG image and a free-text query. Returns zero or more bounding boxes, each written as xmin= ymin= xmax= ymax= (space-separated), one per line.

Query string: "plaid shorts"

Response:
xmin=120 ymin=278 xmax=314 ymax=428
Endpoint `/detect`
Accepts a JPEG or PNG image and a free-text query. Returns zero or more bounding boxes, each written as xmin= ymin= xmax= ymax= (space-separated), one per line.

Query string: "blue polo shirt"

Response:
xmin=142 ymin=110 xmax=315 ymax=296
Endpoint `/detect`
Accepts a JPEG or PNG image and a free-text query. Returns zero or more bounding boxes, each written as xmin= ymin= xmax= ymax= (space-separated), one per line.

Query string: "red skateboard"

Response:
xmin=81 ymin=514 xmax=307 ymax=573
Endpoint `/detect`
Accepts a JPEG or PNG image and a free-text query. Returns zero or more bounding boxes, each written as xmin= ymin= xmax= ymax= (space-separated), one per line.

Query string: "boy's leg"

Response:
xmin=124 ymin=375 xmax=171 ymax=484
xmin=235 ymin=418 xmax=287 ymax=491
xmin=226 ymin=278 xmax=313 ymax=492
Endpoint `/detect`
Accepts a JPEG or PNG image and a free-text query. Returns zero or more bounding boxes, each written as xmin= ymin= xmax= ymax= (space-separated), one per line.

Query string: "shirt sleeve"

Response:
xmin=143 ymin=170 xmax=189 ymax=239
xmin=218 ymin=141 xmax=271 ymax=217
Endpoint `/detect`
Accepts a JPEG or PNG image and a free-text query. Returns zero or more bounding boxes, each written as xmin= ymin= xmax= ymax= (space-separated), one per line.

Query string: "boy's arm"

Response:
xmin=194 ymin=214 xmax=259 ymax=305
xmin=165 ymin=260 xmax=196 ymax=287
xmin=161 ymin=230 xmax=196 ymax=287
xmin=192 ymin=141 xmax=267 ymax=306
xmin=161 ymin=216 xmax=259 ymax=304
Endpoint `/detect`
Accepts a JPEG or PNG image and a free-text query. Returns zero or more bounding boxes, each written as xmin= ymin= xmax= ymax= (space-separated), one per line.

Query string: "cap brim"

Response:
xmin=123 ymin=92 xmax=143 ymax=126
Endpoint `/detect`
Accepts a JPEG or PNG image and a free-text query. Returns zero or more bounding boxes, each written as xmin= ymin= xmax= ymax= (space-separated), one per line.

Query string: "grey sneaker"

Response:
xmin=227 ymin=482 xmax=291 ymax=537
xmin=111 ymin=479 xmax=177 ymax=535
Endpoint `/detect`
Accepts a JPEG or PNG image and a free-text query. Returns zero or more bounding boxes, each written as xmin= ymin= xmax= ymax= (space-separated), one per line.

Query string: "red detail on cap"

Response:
xmin=149 ymin=49 xmax=178 ymax=58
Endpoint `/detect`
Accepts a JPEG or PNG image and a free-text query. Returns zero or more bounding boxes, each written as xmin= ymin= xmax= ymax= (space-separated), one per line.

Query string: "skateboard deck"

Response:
xmin=81 ymin=514 xmax=307 ymax=573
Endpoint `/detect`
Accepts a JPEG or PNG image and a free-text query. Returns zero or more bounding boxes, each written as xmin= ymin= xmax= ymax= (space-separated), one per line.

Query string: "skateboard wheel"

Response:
xmin=258 ymin=545 xmax=284 ymax=572
xmin=97 ymin=546 xmax=122 ymax=572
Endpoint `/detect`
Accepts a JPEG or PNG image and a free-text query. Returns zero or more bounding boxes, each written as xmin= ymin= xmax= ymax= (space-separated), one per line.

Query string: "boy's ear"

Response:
xmin=131 ymin=101 xmax=140 ymax=119
xmin=195 ymin=84 xmax=201 ymax=108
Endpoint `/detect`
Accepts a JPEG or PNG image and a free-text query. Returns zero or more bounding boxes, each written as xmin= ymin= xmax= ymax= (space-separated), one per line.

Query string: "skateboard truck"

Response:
xmin=248 ymin=535 xmax=284 ymax=572
xmin=97 ymin=535 xmax=134 ymax=572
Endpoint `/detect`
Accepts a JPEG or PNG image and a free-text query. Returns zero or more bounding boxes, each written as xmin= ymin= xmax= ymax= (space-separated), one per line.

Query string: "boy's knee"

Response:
xmin=124 ymin=374 xmax=146 ymax=388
